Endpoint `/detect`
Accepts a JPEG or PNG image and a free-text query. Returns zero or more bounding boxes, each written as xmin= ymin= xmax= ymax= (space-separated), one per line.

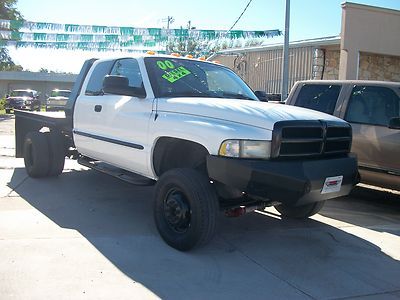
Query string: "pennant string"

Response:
xmin=0 ymin=19 xmax=282 ymax=53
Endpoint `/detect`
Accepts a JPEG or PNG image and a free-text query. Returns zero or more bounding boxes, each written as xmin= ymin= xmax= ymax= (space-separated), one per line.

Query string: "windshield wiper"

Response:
xmin=214 ymin=92 xmax=256 ymax=100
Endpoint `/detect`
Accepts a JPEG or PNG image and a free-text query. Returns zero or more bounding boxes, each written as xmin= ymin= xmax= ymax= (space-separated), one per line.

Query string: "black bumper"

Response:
xmin=207 ymin=154 xmax=358 ymax=206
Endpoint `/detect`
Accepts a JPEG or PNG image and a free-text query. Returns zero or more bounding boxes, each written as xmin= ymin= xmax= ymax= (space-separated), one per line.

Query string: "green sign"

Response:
xmin=162 ymin=66 xmax=191 ymax=83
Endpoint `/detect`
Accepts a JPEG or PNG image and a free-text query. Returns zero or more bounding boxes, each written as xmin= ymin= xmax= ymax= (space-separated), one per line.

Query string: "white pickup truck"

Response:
xmin=14 ymin=54 xmax=358 ymax=251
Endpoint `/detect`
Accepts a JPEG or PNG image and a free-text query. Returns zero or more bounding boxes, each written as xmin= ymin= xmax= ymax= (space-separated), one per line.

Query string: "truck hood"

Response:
xmin=157 ymin=97 xmax=344 ymax=130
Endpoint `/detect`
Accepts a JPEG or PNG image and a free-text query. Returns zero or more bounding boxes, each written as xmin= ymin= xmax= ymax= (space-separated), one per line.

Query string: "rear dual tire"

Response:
xmin=23 ymin=131 xmax=65 ymax=178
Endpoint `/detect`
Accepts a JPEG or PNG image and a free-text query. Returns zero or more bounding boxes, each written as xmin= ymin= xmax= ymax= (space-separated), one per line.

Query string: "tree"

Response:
xmin=0 ymin=0 xmax=23 ymax=20
xmin=0 ymin=0 xmax=24 ymax=71
xmin=0 ymin=47 xmax=22 ymax=70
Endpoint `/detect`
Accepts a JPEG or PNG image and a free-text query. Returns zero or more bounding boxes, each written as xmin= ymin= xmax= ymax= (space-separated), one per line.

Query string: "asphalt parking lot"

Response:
xmin=1 ymin=114 xmax=400 ymax=300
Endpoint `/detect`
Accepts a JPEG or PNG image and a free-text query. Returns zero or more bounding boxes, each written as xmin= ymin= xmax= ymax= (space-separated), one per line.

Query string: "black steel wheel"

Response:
xmin=154 ymin=168 xmax=219 ymax=251
xmin=23 ymin=132 xmax=50 ymax=178
xmin=163 ymin=188 xmax=191 ymax=233
xmin=274 ymin=201 xmax=325 ymax=219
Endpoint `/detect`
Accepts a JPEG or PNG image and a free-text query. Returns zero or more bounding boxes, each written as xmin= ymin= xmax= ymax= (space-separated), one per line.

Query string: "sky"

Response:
xmin=6 ymin=0 xmax=400 ymax=73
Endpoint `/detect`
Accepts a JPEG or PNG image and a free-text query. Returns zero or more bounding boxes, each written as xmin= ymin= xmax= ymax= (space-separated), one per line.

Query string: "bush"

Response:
xmin=0 ymin=97 xmax=6 ymax=111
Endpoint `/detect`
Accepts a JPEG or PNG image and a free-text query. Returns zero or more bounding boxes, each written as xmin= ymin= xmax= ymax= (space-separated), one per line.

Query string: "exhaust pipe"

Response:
xmin=225 ymin=204 xmax=264 ymax=217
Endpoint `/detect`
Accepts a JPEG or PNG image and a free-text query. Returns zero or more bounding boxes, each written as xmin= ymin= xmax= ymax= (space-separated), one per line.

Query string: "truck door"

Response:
xmin=343 ymin=85 xmax=400 ymax=175
xmin=74 ymin=58 xmax=153 ymax=177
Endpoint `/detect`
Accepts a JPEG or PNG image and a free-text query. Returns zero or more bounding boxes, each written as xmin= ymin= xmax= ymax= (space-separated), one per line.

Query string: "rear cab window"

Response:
xmin=345 ymin=85 xmax=400 ymax=126
xmin=295 ymin=84 xmax=341 ymax=115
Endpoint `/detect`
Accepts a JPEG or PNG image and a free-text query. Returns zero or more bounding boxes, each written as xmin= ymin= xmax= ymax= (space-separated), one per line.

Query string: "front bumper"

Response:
xmin=46 ymin=105 xmax=65 ymax=111
xmin=5 ymin=105 xmax=31 ymax=110
xmin=207 ymin=154 xmax=358 ymax=206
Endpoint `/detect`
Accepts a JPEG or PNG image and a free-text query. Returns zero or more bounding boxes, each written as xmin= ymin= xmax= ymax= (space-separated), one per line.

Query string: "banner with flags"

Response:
xmin=0 ymin=19 xmax=281 ymax=53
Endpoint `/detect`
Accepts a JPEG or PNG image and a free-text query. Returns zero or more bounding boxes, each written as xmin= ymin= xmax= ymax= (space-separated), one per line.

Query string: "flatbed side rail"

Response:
xmin=14 ymin=110 xmax=67 ymax=158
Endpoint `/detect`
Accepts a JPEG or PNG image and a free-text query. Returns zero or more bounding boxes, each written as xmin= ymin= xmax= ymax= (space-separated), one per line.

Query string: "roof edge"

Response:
xmin=212 ymin=36 xmax=341 ymax=56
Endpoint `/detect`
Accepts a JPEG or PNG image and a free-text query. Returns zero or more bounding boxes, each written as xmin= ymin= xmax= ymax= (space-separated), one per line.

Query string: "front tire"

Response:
xmin=274 ymin=201 xmax=325 ymax=219
xmin=5 ymin=108 xmax=11 ymax=114
xmin=154 ymin=168 xmax=219 ymax=251
xmin=23 ymin=132 xmax=50 ymax=178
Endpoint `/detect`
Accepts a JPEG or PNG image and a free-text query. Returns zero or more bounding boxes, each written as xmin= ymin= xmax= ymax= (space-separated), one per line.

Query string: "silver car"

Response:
xmin=46 ymin=89 xmax=71 ymax=111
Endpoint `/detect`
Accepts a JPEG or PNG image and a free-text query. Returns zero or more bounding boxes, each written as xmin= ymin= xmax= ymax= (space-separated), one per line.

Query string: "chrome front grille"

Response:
xmin=271 ymin=120 xmax=352 ymax=158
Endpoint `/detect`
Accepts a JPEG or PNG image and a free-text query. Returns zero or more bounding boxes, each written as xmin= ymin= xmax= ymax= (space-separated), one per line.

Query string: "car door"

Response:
xmin=73 ymin=59 xmax=115 ymax=161
xmin=342 ymin=85 xmax=400 ymax=175
xmin=74 ymin=58 xmax=153 ymax=177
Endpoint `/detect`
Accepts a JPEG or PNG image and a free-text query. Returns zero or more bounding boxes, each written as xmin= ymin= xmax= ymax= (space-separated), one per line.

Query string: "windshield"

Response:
xmin=11 ymin=90 xmax=33 ymax=97
xmin=50 ymin=90 xmax=71 ymax=98
xmin=144 ymin=57 xmax=258 ymax=100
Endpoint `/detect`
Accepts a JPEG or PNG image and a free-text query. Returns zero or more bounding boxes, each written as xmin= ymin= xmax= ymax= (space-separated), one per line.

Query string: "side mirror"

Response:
xmin=103 ymin=75 xmax=146 ymax=98
xmin=388 ymin=117 xmax=400 ymax=130
xmin=254 ymin=90 xmax=267 ymax=102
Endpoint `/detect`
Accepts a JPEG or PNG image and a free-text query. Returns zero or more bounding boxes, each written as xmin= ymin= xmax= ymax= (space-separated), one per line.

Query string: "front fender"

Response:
xmin=149 ymin=112 xmax=272 ymax=155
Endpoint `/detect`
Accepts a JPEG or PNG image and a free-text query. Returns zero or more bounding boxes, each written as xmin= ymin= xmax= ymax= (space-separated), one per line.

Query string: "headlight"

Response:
xmin=219 ymin=140 xmax=271 ymax=159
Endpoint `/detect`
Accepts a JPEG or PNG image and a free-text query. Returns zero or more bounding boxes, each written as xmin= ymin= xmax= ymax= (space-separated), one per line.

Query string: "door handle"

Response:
xmin=94 ymin=105 xmax=102 ymax=112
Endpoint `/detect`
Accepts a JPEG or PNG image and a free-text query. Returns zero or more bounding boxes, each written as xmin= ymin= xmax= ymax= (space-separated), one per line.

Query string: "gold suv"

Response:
xmin=286 ymin=80 xmax=400 ymax=191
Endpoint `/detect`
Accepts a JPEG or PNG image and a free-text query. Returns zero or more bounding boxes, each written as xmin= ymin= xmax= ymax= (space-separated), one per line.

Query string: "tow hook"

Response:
xmin=224 ymin=204 xmax=264 ymax=217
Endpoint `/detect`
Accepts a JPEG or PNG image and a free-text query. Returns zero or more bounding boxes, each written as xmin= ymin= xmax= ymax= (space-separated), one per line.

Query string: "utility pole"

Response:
xmin=165 ymin=16 xmax=174 ymax=29
xmin=281 ymin=0 xmax=290 ymax=101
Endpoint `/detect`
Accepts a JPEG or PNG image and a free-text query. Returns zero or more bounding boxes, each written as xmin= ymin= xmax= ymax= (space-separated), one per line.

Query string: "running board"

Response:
xmin=78 ymin=157 xmax=155 ymax=186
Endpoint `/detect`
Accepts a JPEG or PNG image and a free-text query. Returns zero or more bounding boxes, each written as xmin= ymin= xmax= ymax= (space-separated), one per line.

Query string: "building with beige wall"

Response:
xmin=210 ymin=2 xmax=400 ymax=94
xmin=0 ymin=71 xmax=76 ymax=102
xmin=340 ymin=2 xmax=400 ymax=80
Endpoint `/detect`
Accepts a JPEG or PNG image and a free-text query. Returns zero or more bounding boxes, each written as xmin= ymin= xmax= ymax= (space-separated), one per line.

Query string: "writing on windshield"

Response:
xmin=156 ymin=60 xmax=192 ymax=83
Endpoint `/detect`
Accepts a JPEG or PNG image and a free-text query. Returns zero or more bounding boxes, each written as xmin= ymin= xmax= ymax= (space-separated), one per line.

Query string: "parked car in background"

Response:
xmin=5 ymin=89 xmax=40 ymax=113
xmin=46 ymin=89 xmax=71 ymax=111
xmin=286 ymin=80 xmax=400 ymax=191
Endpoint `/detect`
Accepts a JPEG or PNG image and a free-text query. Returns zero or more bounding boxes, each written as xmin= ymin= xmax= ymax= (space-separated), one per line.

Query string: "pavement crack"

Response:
xmin=326 ymin=231 xmax=340 ymax=243
xmin=219 ymin=236 xmax=316 ymax=300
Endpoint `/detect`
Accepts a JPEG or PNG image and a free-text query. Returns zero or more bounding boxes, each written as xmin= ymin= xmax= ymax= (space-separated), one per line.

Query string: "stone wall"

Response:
xmin=359 ymin=53 xmax=400 ymax=82
xmin=323 ymin=49 xmax=340 ymax=80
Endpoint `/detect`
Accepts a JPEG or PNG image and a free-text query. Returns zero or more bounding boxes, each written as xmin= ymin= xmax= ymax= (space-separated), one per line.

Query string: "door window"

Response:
xmin=345 ymin=86 xmax=400 ymax=126
xmin=85 ymin=61 xmax=114 ymax=96
xmin=295 ymin=84 xmax=341 ymax=115
xmin=110 ymin=59 xmax=144 ymax=88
